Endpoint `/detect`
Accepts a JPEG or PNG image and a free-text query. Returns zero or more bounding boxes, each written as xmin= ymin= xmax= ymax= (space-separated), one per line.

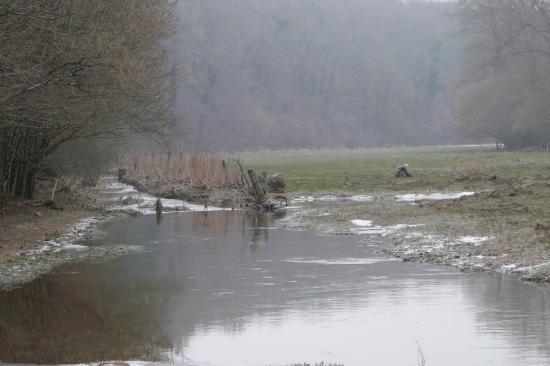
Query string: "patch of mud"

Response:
xmin=0 ymin=214 xmax=113 ymax=289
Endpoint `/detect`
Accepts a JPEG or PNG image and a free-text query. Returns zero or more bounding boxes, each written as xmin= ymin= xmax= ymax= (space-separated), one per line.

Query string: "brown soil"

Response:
xmin=0 ymin=201 xmax=94 ymax=265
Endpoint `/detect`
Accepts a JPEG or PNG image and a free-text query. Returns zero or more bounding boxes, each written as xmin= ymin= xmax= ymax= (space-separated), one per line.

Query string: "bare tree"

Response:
xmin=0 ymin=0 xmax=176 ymax=198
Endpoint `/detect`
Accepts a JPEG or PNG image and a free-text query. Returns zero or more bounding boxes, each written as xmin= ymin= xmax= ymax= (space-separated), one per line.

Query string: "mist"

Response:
xmin=172 ymin=0 xmax=463 ymax=151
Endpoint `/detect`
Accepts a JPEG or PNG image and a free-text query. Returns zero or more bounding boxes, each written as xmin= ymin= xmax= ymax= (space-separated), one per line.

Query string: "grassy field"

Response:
xmin=241 ymin=145 xmax=550 ymax=194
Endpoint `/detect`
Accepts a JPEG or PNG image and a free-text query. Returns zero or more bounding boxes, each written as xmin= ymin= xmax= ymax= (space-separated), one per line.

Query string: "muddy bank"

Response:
xmin=0 ymin=210 xmax=145 ymax=290
xmin=0 ymin=176 xmax=105 ymax=266
xmin=118 ymin=171 xmax=288 ymax=212
xmin=0 ymin=178 xmax=149 ymax=290
xmin=119 ymin=172 xmax=245 ymax=208
xmin=278 ymin=187 xmax=550 ymax=284
xmin=0 ymin=175 xmax=242 ymax=289
xmin=0 ymin=204 xmax=97 ymax=266
xmin=389 ymin=187 xmax=550 ymax=283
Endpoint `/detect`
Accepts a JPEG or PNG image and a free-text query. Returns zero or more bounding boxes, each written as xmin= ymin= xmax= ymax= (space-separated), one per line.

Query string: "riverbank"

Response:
xmin=119 ymin=172 xmax=244 ymax=208
xmin=3 ymin=145 xmax=550 ymax=289
xmin=244 ymin=146 xmax=550 ymax=284
xmin=0 ymin=201 xmax=129 ymax=290
xmin=0 ymin=202 xmax=96 ymax=266
xmin=0 ymin=175 xmax=241 ymax=290
xmin=118 ymin=151 xmax=249 ymax=209
xmin=0 ymin=179 xmax=147 ymax=290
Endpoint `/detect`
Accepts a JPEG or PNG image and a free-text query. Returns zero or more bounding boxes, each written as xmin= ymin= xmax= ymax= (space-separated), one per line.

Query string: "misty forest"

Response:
xmin=3 ymin=0 xmax=550 ymax=197
xmin=2 ymin=1 xmax=550 ymax=366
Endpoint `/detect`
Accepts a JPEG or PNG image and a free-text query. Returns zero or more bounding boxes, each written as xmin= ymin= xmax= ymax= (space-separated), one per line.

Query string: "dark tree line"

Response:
xmin=456 ymin=0 xmax=550 ymax=148
xmin=0 ymin=1 xmax=176 ymax=199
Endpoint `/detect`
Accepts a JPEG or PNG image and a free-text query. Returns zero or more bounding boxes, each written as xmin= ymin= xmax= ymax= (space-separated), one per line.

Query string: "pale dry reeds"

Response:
xmin=124 ymin=150 xmax=240 ymax=187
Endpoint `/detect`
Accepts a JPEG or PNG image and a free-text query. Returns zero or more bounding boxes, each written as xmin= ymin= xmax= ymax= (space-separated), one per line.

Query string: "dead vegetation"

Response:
xmin=454 ymin=160 xmax=497 ymax=181
xmin=124 ymin=150 xmax=240 ymax=187
xmin=119 ymin=150 xmax=287 ymax=210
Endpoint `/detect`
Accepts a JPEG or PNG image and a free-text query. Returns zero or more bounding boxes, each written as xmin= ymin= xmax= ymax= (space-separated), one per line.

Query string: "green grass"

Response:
xmin=240 ymin=145 xmax=550 ymax=193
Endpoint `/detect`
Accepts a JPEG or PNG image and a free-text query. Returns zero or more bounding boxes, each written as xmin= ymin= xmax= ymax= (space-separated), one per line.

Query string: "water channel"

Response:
xmin=1 ymin=205 xmax=550 ymax=366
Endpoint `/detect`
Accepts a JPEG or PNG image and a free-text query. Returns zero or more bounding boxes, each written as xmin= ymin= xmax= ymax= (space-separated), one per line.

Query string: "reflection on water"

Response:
xmin=1 ymin=211 xmax=550 ymax=366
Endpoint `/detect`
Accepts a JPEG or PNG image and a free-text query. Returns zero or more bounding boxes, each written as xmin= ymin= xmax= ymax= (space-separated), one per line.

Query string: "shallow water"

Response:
xmin=1 ymin=210 xmax=550 ymax=366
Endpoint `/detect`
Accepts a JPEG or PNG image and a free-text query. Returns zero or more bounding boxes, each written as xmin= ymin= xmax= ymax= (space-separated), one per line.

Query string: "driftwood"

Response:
xmin=248 ymin=169 xmax=267 ymax=205
xmin=237 ymin=163 xmax=286 ymax=212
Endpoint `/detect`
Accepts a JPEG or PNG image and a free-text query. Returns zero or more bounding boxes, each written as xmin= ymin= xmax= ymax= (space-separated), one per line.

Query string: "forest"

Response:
xmin=2 ymin=0 xmax=550 ymax=199
xmin=174 ymin=0 xmax=463 ymax=150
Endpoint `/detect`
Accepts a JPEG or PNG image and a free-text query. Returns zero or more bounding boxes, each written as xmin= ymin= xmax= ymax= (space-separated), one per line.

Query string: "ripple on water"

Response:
xmin=282 ymin=257 xmax=397 ymax=265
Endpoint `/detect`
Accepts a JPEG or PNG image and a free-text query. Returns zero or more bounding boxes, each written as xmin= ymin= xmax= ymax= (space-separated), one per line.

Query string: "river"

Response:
xmin=1 ymin=206 xmax=550 ymax=365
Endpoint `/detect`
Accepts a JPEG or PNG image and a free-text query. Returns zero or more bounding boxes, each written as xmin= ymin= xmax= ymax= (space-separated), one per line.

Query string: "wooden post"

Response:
xmin=50 ymin=178 xmax=58 ymax=202
xmin=155 ymin=198 xmax=163 ymax=216
xmin=237 ymin=161 xmax=250 ymax=189
xmin=222 ymin=160 xmax=228 ymax=184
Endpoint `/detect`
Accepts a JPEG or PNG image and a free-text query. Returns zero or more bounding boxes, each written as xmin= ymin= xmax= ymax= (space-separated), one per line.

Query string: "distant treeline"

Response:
xmin=173 ymin=0 xmax=463 ymax=150
xmin=3 ymin=0 xmax=550 ymax=199
xmin=0 ymin=1 xmax=175 ymax=198
xmin=456 ymin=0 xmax=550 ymax=149
xmin=175 ymin=0 xmax=550 ymax=151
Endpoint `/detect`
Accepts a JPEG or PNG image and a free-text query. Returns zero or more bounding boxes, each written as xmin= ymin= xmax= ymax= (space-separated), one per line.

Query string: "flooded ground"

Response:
xmin=1 ymin=207 xmax=550 ymax=365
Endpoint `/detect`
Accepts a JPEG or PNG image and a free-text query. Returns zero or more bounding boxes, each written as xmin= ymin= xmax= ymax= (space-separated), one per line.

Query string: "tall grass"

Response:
xmin=124 ymin=150 xmax=240 ymax=187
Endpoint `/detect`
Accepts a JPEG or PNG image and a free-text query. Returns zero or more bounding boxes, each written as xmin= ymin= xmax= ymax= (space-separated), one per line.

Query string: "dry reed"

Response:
xmin=124 ymin=150 xmax=240 ymax=187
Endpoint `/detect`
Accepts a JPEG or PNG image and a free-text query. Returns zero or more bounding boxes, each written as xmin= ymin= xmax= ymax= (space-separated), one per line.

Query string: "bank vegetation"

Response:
xmin=0 ymin=0 xmax=176 ymax=200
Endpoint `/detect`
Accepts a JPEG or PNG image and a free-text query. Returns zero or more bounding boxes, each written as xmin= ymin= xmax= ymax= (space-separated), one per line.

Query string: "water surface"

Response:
xmin=1 ymin=211 xmax=550 ymax=366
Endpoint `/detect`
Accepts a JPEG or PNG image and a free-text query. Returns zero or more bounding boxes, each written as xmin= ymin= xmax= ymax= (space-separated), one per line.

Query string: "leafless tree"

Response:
xmin=0 ymin=0 xmax=176 ymax=198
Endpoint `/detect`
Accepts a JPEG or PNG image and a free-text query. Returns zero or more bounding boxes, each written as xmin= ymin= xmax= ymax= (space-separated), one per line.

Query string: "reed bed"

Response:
xmin=124 ymin=150 xmax=240 ymax=187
